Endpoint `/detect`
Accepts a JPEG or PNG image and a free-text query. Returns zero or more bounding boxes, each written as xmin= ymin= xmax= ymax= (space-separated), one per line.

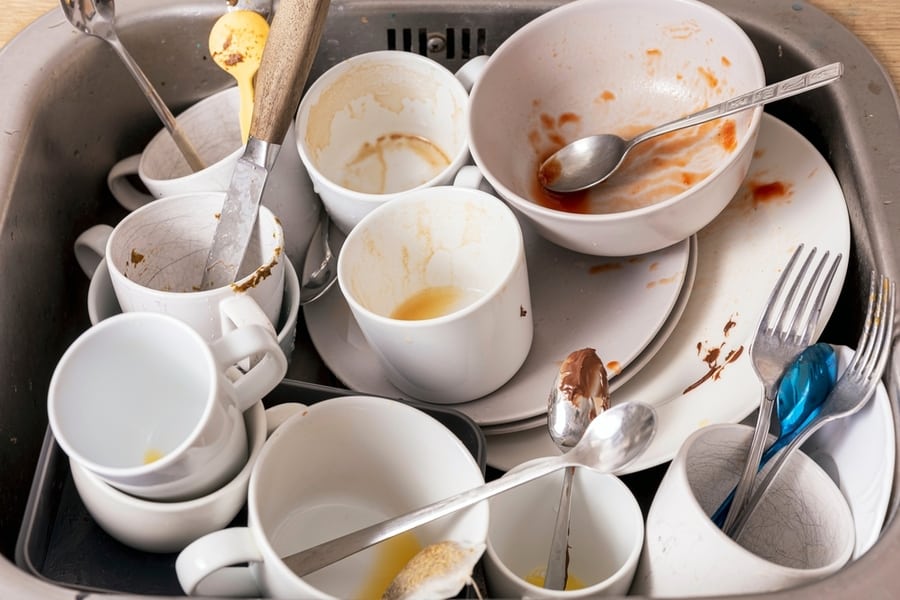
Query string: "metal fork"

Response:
xmin=727 ymin=273 xmax=895 ymax=539
xmin=717 ymin=245 xmax=842 ymax=532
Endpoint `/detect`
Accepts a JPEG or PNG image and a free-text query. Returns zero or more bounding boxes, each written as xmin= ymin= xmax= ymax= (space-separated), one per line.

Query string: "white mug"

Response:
xmin=631 ymin=423 xmax=855 ymax=596
xmin=294 ymin=50 xmax=473 ymax=234
xmin=70 ymin=401 xmax=305 ymax=553
xmin=74 ymin=192 xmax=285 ymax=345
xmin=336 ymin=184 xmax=533 ymax=403
xmin=106 ymin=86 xmax=320 ymax=266
xmin=175 ymin=395 xmax=488 ymax=599
xmin=484 ymin=459 xmax=644 ymax=598
xmin=48 ymin=312 xmax=287 ymax=501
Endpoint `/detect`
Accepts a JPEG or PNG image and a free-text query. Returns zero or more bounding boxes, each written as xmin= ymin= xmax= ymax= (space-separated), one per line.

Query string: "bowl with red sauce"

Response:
xmin=466 ymin=0 xmax=765 ymax=256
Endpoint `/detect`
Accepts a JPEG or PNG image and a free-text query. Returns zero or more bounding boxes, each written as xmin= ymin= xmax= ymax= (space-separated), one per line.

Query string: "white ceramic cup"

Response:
xmin=74 ymin=192 xmax=285 ymax=345
xmin=106 ymin=86 xmax=320 ymax=266
xmin=48 ymin=312 xmax=287 ymax=501
xmin=84 ymin=255 xmax=301 ymax=365
xmin=294 ymin=50 xmax=473 ymax=234
xmin=175 ymin=395 xmax=488 ymax=599
xmin=336 ymin=185 xmax=533 ymax=404
xmin=70 ymin=401 xmax=305 ymax=554
xmin=483 ymin=458 xmax=644 ymax=598
xmin=630 ymin=423 xmax=855 ymax=597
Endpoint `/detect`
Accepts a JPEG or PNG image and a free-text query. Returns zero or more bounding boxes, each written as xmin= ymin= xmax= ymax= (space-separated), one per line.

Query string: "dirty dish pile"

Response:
xmin=33 ymin=0 xmax=888 ymax=598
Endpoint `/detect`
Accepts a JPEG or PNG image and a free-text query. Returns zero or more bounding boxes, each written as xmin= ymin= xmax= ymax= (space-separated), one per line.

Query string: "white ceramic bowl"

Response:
xmin=467 ymin=0 xmax=765 ymax=256
xmin=70 ymin=402 xmax=304 ymax=553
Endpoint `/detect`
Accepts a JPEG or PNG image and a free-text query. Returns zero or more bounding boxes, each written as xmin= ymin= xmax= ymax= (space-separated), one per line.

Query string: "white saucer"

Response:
xmin=485 ymin=113 xmax=851 ymax=472
xmin=304 ymin=201 xmax=692 ymax=427
xmin=481 ymin=234 xmax=698 ymax=437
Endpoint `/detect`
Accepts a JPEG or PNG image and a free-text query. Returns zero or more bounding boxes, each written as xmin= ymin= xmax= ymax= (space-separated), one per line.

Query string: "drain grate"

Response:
xmin=386 ymin=27 xmax=488 ymax=59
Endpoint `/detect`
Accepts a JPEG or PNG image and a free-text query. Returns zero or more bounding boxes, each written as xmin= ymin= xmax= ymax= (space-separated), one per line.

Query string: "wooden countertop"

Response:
xmin=3 ymin=0 xmax=900 ymax=89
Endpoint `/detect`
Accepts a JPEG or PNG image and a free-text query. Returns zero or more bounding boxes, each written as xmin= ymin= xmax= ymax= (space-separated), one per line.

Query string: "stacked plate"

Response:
xmin=304 ymin=114 xmax=852 ymax=472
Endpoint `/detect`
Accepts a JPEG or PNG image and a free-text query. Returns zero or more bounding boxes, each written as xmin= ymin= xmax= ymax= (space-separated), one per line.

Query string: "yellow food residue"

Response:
xmin=143 ymin=448 xmax=165 ymax=465
xmin=524 ymin=567 xmax=587 ymax=590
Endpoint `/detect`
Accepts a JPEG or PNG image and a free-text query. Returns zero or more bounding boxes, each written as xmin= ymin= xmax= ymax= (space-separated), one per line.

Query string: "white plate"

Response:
xmin=485 ymin=113 xmax=851 ymax=472
xmin=802 ymin=345 xmax=894 ymax=560
xmin=304 ymin=200 xmax=691 ymax=426
xmin=480 ymin=235 xmax=698 ymax=436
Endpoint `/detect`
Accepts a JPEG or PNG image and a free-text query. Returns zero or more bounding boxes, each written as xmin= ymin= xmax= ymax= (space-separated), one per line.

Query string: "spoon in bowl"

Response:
xmin=281 ymin=401 xmax=657 ymax=577
xmin=209 ymin=9 xmax=270 ymax=144
xmin=543 ymin=348 xmax=609 ymax=590
xmin=538 ymin=62 xmax=843 ymax=193
xmin=60 ymin=0 xmax=206 ymax=172
xmin=298 ymin=210 xmax=337 ymax=305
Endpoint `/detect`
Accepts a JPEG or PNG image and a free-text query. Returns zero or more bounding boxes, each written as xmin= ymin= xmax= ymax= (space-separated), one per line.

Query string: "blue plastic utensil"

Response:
xmin=711 ymin=343 xmax=837 ymax=528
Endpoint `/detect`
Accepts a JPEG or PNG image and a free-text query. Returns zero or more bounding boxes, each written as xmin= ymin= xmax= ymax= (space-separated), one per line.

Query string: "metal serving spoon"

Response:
xmin=538 ymin=62 xmax=843 ymax=193
xmin=544 ymin=348 xmax=609 ymax=590
xmin=281 ymin=401 xmax=657 ymax=577
xmin=60 ymin=0 xmax=206 ymax=172
xmin=298 ymin=210 xmax=337 ymax=305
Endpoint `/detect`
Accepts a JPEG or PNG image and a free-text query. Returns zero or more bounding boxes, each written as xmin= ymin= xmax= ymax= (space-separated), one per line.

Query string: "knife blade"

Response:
xmin=201 ymin=0 xmax=331 ymax=289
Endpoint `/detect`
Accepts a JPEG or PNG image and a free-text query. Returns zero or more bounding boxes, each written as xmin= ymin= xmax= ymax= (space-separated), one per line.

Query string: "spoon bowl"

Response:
xmin=209 ymin=10 xmax=270 ymax=144
xmin=282 ymin=401 xmax=657 ymax=577
xmin=540 ymin=63 xmax=843 ymax=193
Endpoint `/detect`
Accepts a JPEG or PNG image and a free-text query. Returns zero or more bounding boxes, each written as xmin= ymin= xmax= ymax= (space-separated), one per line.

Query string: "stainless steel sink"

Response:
xmin=1 ymin=0 xmax=899 ymax=597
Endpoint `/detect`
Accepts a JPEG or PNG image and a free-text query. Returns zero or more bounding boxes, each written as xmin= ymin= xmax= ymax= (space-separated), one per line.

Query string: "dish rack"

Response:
xmin=1 ymin=0 xmax=899 ymax=598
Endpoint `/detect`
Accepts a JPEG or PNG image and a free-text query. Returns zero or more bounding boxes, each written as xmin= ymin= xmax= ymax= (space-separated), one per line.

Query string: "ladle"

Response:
xmin=538 ymin=62 xmax=843 ymax=193
xmin=544 ymin=349 xmax=609 ymax=590
xmin=60 ymin=0 xmax=206 ymax=172
xmin=281 ymin=401 xmax=657 ymax=577
xmin=209 ymin=9 xmax=269 ymax=144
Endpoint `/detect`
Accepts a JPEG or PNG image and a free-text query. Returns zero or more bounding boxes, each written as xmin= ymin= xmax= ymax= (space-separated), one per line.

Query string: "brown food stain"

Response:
xmin=749 ymin=179 xmax=793 ymax=207
xmin=646 ymin=48 xmax=662 ymax=57
xmin=606 ymin=360 xmax=622 ymax=375
xmin=698 ymin=66 xmax=719 ymax=89
xmin=230 ymin=247 xmax=282 ymax=293
xmin=130 ymin=249 xmax=145 ymax=265
xmin=683 ymin=315 xmax=744 ymax=393
xmin=596 ymin=90 xmax=617 ymax=103
xmin=589 ymin=261 xmax=624 ymax=274
xmin=721 ymin=56 xmax=732 ymax=67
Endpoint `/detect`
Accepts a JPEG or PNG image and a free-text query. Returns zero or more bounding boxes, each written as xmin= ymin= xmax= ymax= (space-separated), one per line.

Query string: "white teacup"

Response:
xmin=294 ymin=50 xmax=473 ymax=234
xmin=74 ymin=192 xmax=285 ymax=345
xmin=48 ymin=312 xmax=287 ymax=501
xmin=175 ymin=395 xmax=488 ymax=599
xmin=106 ymin=86 xmax=320 ymax=266
xmin=70 ymin=401 xmax=305 ymax=554
xmin=336 ymin=185 xmax=533 ymax=403
xmin=483 ymin=459 xmax=644 ymax=598
xmin=631 ymin=423 xmax=855 ymax=596
xmin=85 ymin=255 xmax=301 ymax=364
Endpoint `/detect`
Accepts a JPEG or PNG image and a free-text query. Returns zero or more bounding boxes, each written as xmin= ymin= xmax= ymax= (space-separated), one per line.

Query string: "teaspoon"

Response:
xmin=544 ymin=348 xmax=609 ymax=590
xmin=298 ymin=209 xmax=337 ymax=305
xmin=538 ymin=62 xmax=843 ymax=193
xmin=60 ymin=0 xmax=206 ymax=172
xmin=281 ymin=401 xmax=657 ymax=577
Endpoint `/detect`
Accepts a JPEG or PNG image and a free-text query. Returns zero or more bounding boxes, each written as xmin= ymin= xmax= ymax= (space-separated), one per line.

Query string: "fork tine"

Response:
xmin=847 ymin=273 xmax=879 ymax=375
xmin=766 ymin=245 xmax=814 ymax=334
xmin=794 ymin=252 xmax=841 ymax=346
xmin=758 ymin=245 xmax=806 ymax=332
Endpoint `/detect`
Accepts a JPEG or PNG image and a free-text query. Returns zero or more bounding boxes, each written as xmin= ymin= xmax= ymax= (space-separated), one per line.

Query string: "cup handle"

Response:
xmin=211 ymin=323 xmax=288 ymax=412
xmin=175 ymin=527 xmax=262 ymax=597
xmin=107 ymin=154 xmax=154 ymax=212
xmin=454 ymin=54 xmax=490 ymax=93
xmin=73 ymin=224 xmax=113 ymax=279
xmin=453 ymin=165 xmax=486 ymax=190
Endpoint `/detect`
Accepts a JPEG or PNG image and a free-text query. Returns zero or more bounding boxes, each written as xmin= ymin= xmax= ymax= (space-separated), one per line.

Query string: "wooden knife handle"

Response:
xmin=250 ymin=0 xmax=330 ymax=144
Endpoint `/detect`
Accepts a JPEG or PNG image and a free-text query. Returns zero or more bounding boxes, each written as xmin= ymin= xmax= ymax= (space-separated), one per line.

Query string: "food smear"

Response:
xmin=341 ymin=133 xmax=450 ymax=194
xmin=354 ymin=530 xmax=421 ymax=600
xmin=529 ymin=108 xmax=738 ymax=215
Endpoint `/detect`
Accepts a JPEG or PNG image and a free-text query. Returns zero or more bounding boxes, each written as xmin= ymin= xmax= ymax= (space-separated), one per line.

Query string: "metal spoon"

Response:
xmin=281 ymin=401 xmax=657 ymax=577
xmin=538 ymin=62 xmax=843 ymax=193
xmin=298 ymin=210 xmax=337 ymax=305
xmin=60 ymin=0 xmax=206 ymax=172
xmin=544 ymin=348 xmax=609 ymax=590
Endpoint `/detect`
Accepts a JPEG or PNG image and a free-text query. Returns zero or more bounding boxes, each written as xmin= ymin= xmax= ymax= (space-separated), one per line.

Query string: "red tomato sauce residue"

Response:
xmin=606 ymin=360 xmax=622 ymax=375
xmin=721 ymin=56 xmax=732 ymax=67
xmin=597 ymin=90 xmax=617 ymax=103
xmin=749 ymin=180 xmax=792 ymax=206
xmin=698 ymin=66 xmax=719 ymax=89
xmin=646 ymin=48 xmax=662 ymax=57
xmin=718 ymin=119 xmax=737 ymax=152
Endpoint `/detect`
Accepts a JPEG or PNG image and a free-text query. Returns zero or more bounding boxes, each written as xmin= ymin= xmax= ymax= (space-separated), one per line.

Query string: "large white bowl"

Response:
xmin=467 ymin=0 xmax=765 ymax=256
